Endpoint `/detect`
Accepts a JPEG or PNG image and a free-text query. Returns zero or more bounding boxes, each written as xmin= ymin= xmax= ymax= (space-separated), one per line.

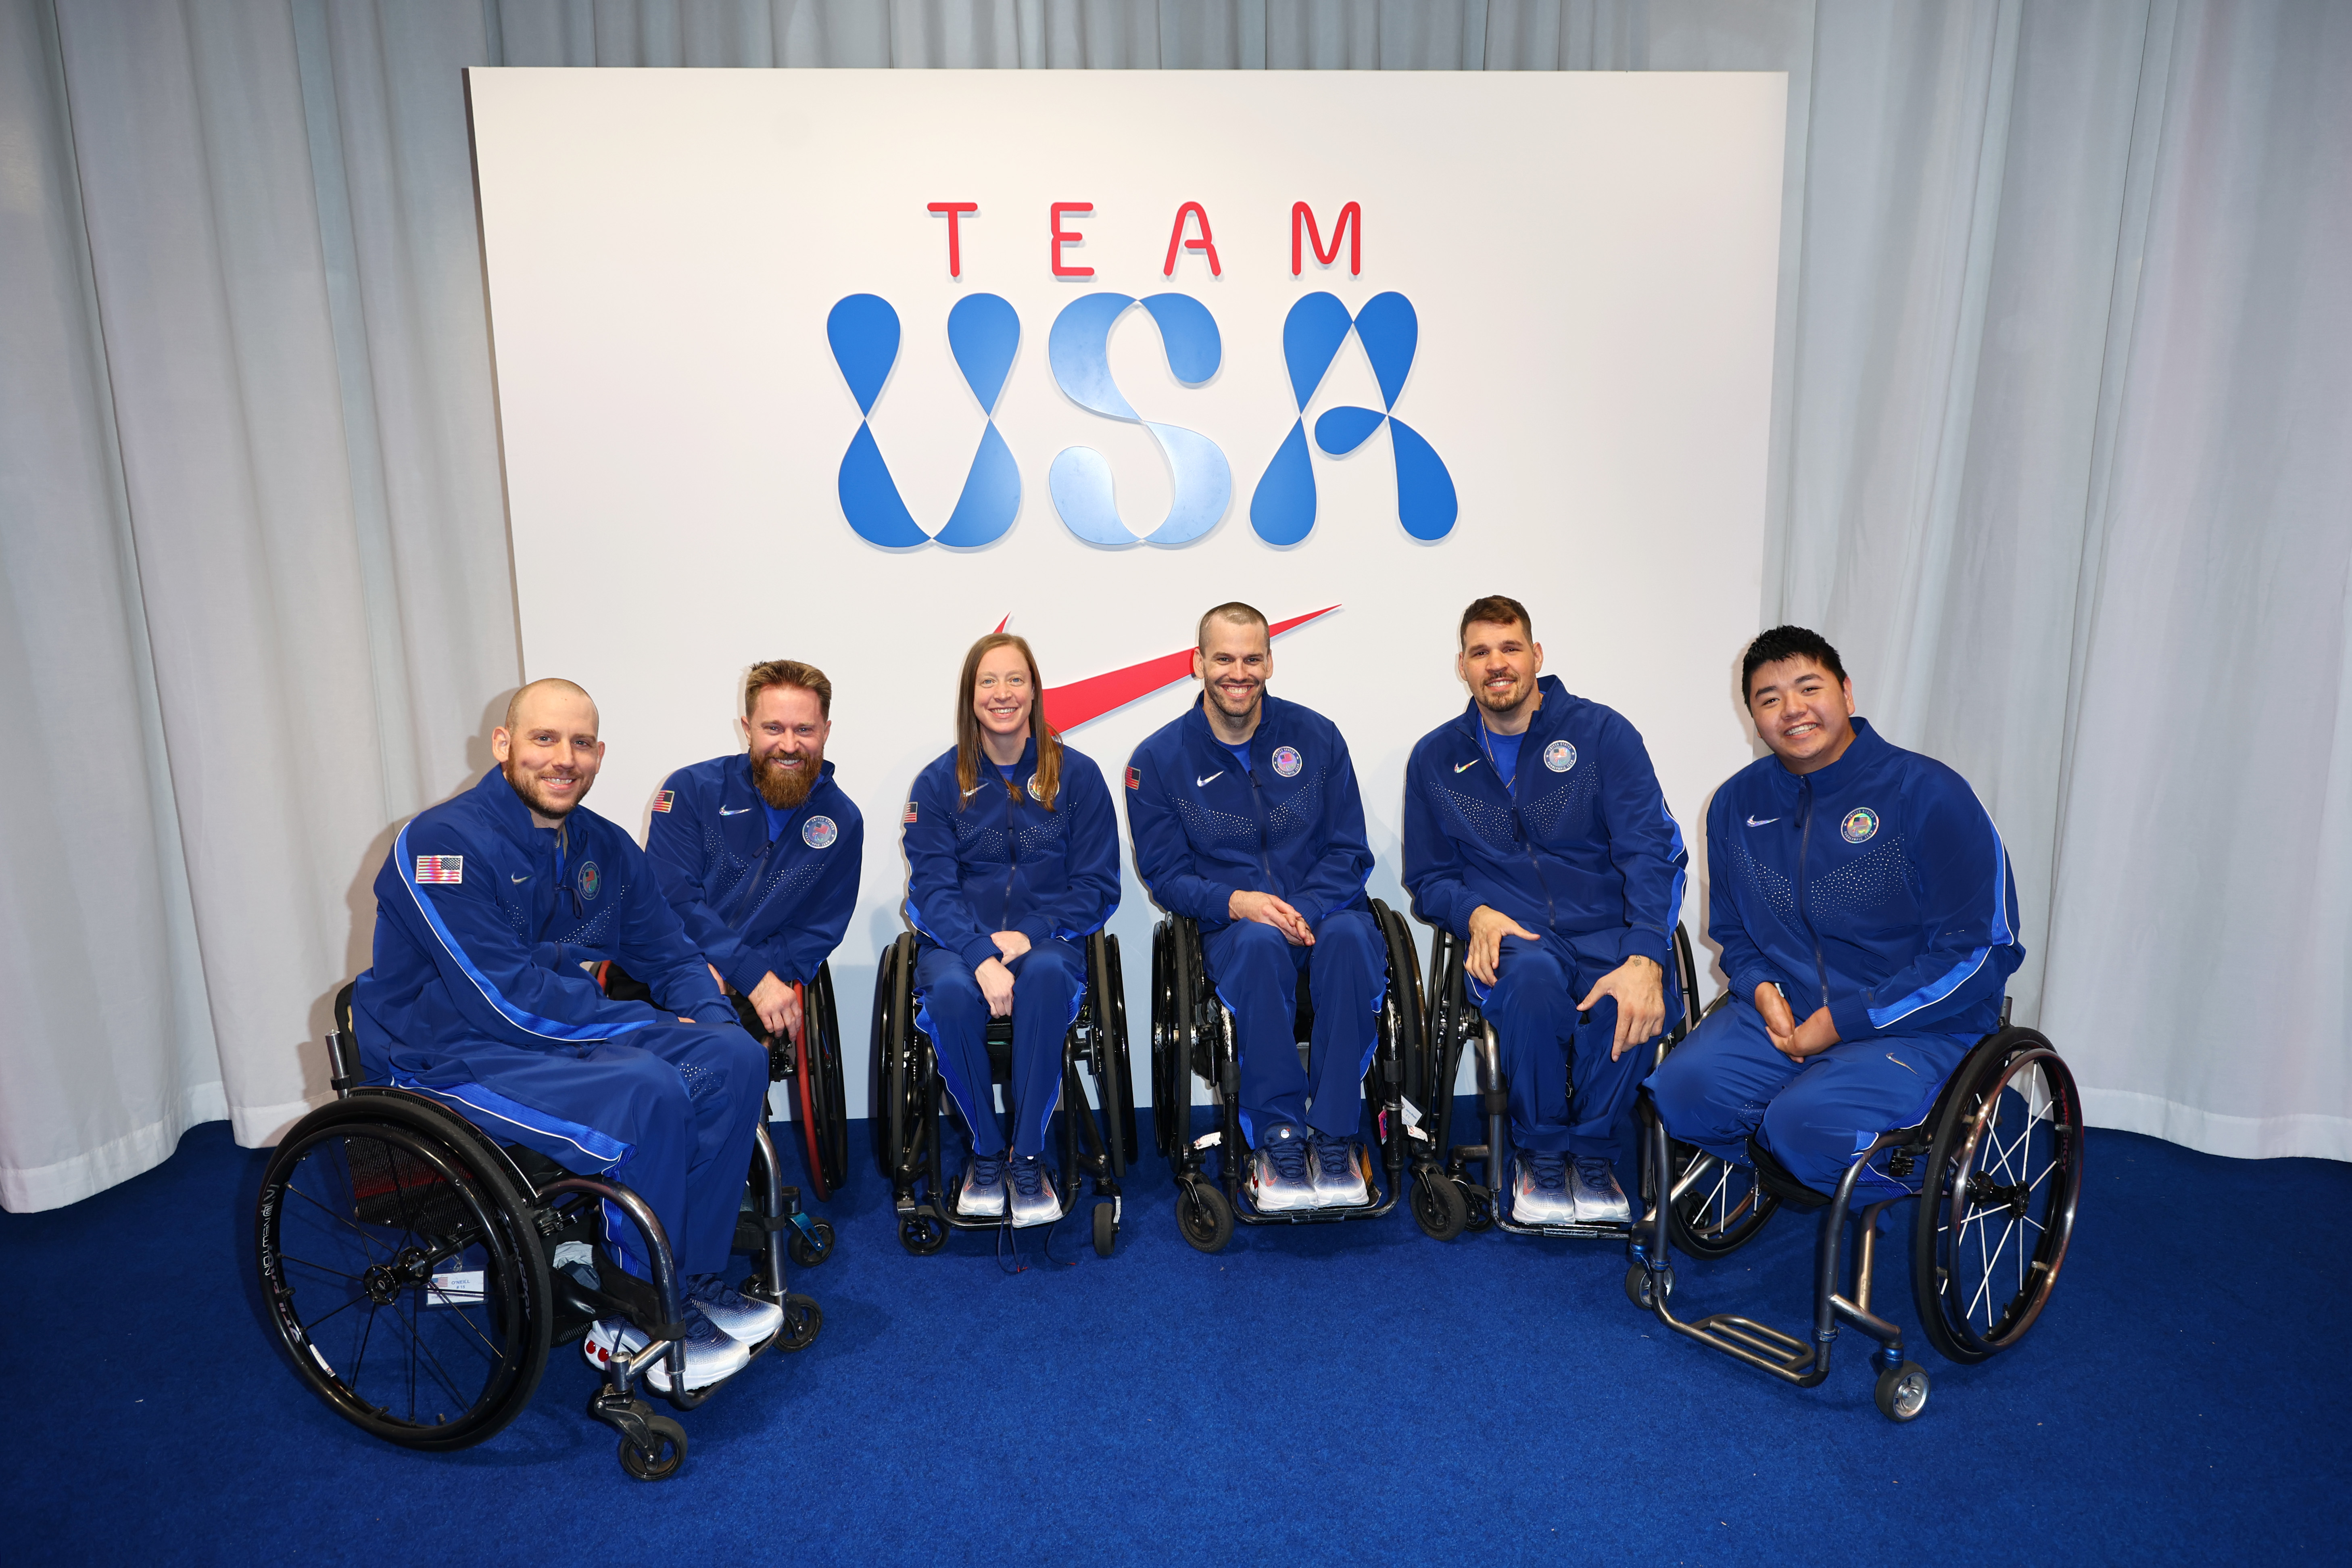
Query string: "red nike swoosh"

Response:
xmin=991 ymin=606 xmax=1339 ymax=732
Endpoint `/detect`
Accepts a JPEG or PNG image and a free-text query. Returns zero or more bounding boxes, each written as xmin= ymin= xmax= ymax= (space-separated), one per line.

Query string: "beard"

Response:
xmin=504 ymin=759 xmax=585 ymax=819
xmin=753 ymin=748 xmax=820 ymax=810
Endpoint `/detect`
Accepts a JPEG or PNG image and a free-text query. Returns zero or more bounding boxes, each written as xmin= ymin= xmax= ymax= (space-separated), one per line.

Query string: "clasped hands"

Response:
xmin=1754 ymin=983 xmax=1838 ymax=1061
xmin=1229 ymin=889 xmax=1315 ymax=946
xmin=973 ymin=930 xmax=1032 ymax=1018
xmin=1463 ymin=907 xmax=1664 ymax=1060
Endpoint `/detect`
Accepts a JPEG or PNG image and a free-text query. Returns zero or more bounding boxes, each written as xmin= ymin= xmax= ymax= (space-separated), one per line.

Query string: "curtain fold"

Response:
xmin=3 ymin=0 xmax=2344 ymax=1209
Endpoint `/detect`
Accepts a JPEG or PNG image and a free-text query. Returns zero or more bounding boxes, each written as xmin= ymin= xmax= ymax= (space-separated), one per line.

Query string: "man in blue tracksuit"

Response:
xmin=1126 ymin=602 xmax=1384 ymax=1214
xmin=645 ymin=660 xmax=862 ymax=1049
xmin=1403 ymin=595 xmax=1688 ymax=1225
xmin=1647 ymin=626 xmax=2024 ymax=1199
xmin=352 ymin=678 xmax=777 ymax=1394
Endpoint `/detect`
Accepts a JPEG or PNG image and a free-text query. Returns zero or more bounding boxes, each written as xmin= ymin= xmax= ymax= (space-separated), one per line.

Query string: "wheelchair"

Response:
xmin=1625 ymin=1004 xmax=2084 ymax=1422
xmin=601 ymin=959 xmax=845 ymax=1267
xmin=254 ymin=985 xmax=822 ymax=1480
xmin=869 ymin=930 xmax=1137 ymax=1257
xmin=1148 ymin=899 xmax=1423 ymax=1253
xmin=1409 ymin=922 xmax=1766 ymax=1251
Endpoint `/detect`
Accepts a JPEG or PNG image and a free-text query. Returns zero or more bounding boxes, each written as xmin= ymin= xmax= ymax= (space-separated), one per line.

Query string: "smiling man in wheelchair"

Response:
xmin=1403 ymin=595 xmax=1689 ymax=1225
xmin=1646 ymin=626 xmax=2026 ymax=1203
xmin=351 ymin=677 xmax=780 ymax=1394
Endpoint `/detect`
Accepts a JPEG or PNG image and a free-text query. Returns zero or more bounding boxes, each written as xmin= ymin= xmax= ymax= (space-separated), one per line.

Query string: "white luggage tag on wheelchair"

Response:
xmin=427 ymin=1269 xmax=484 ymax=1306
xmin=1400 ymin=1096 xmax=1431 ymax=1141
xmin=1192 ymin=1129 xmax=1223 ymax=1150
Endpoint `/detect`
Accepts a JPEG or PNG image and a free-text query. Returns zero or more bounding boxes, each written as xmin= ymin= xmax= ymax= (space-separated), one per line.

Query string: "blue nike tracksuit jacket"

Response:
xmin=645 ymin=754 xmax=863 ymax=994
xmin=1401 ymin=677 xmax=1687 ymax=1156
xmin=902 ymin=737 xmax=1120 ymax=1157
xmin=352 ymin=768 xmax=763 ymax=1278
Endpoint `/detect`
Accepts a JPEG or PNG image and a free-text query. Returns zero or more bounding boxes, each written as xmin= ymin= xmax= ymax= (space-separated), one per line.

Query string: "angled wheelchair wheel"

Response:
xmin=869 ymin=938 xmax=920 ymax=1184
xmin=1411 ymin=1170 xmax=1468 ymax=1240
xmin=618 ymin=1415 xmax=688 ymax=1481
xmin=1102 ymin=934 xmax=1138 ymax=1170
xmin=1911 ymin=1029 xmax=2083 ymax=1365
xmin=1176 ymin=1180 xmax=1233 ymax=1254
xmin=1149 ymin=921 xmax=1183 ymax=1160
xmin=793 ymin=966 xmax=849 ymax=1201
xmin=1664 ymin=1142 xmax=1778 ymax=1258
xmin=257 ymin=1093 xmax=553 ymax=1451
xmin=786 ymin=1218 xmax=836 ymax=1269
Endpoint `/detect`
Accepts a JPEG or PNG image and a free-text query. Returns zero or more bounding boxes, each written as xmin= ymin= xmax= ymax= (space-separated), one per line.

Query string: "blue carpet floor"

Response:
xmin=3 ymin=1118 xmax=2339 ymax=1564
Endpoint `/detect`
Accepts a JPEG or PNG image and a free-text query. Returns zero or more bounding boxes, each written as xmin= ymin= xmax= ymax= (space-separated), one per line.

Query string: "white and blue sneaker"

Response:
xmin=1248 ymin=1123 xmax=1319 ymax=1213
xmin=583 ymin=1302 xmax=749 ymax=1394
xmin=687 ymin=1273 xmax=783 ymax=1346
xmin=959 ymin=1152 xmax=1007 ymax=1217
xmin=1309 ymin=1132 xmax=1371 ymax=1207
xmin=1005 ymin=1153 xmax=1061 ymax=1228
xmin=1513 ymin=1151 xmax=1576 ymax=1224
xmin=1570 ymin=1156 xmax=1632 ymax=1224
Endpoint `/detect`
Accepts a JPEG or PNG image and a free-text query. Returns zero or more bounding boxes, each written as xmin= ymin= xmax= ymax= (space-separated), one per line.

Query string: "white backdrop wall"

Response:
xmin=5 ymin=0 xmax=2347 ymax=1211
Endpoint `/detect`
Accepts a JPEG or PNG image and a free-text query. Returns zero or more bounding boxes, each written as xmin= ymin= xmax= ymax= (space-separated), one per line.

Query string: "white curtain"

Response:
xmin=3 ymin=0 xmax=2344 ymax=1211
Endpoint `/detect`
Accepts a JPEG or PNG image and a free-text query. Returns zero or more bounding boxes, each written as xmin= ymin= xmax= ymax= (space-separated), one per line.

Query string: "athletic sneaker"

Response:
xmin=583 ymin=1303 xmax=750 ymax=1394
xmin=1005 ymin=1153 xmax=1061 ymax=1228
xmin=1309 ymin=1132 xmax=1370 ymax=1207
xmin=687 ymin=1273 xmax=783 ymax=1345
xmin=1569 ymin=1156 xmax=1632 ymax=1224
xmin=1513 ymin=1151 xmax=1576 ymax=1224
xmin=959 ymin=1151 xmax=1007 ymax=1217
xmin=1248 ymin=1123 xmax=1319 ymax=1213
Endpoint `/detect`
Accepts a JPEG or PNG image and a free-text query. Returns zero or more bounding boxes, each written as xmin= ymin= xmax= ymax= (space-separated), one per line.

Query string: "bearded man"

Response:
xmin=643 ymin=660 xmax=864 ymax=1046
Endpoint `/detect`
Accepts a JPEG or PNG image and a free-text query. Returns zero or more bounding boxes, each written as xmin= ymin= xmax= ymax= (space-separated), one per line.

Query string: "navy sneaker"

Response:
xmin=1248 ymin=1123 xmax=1319 ymax=1213
xmin=1513 ymin=1151 xmax=1575 ymax=1224
xmin=959 ymin=1151 xmax=1007 ymax=1217
xmin=583 ymin=1301 xmax=749 ymax=1394
xmin=1569 ymin=1156 xmax=1632 ymax=1224
xmin=687 ymin=1272 xmax=783 ymax=1345
xmin=1005 ymin=1153 xmax=1061 ymax=1228
xmin=1309 ymin=1131 xmax=1370 ymax=1206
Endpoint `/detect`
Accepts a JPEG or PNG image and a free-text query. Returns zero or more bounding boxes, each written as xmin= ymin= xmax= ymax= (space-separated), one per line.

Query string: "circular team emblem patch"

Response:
xmin=1544 ymin=740 xmax=1577 ymax=773
xmin=1025 ymin=773 xmax=1044 ymax=802
xmin=1271 ymin=745 xmax=1303 ymax=778
xmin=801 ymin=814 xmax=838 ymax=850
xmin=1841 ymin=807 xmax=1880 ymax=844
xmin=576 ymin=861 xmax=601 ymax=900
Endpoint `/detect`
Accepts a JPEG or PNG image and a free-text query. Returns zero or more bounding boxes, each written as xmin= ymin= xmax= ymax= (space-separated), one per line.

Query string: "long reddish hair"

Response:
xmin=954 ymin=633 xmax=1061 ymax=811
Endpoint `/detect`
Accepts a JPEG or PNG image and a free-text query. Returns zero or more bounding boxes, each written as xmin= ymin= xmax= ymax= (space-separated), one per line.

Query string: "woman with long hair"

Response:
xmin=900 ymin=633 xmax=1121 ymax=1227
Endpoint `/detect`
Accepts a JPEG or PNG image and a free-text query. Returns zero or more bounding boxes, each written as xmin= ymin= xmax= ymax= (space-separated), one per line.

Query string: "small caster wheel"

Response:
xmin=1411 ymin=1172 xmax=1469 ymax=1240
xmin=618 ymin=1415 xmax=687 ymax=1481
xmin=1092 ymin=1201 xmax=1118 ymax=1258
xmin=1874 ymin=1361 xmax=1930 ymax=1422
xmin=898 ymin=1214 xmax=947 ymax=1255
xmin=1176 ymin=1181 xmax=1234 ymax=1254
xmin=1624 ymin=1262 xmax=1673 ymax=1309
xmin=787 ymin=1218 xmax=837 ymax=1268
xmin=1461 ymin=1183 xmax=1496 ymax=1232
xmin=776 ymin=1292 xmax=822 ymax=1352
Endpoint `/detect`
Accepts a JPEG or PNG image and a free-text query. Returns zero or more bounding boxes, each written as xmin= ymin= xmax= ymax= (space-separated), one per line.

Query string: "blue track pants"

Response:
xmin=915 ymin=938 xmax=1084 ymax=1159
xmin=1470 ymin=931 xmax=1673 ymax=1159
xmin=1204 ymin=909 xmax=1386 ymax=1147
xmin=1645 ymin=999 xmax=1971 ymax=1196
xmin=382 ymin=1021 xmax=768 ymax=1280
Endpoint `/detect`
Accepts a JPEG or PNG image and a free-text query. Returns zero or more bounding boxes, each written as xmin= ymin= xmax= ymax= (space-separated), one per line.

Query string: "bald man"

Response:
xmin=352 ymin=679 xmax=778 ymax=1395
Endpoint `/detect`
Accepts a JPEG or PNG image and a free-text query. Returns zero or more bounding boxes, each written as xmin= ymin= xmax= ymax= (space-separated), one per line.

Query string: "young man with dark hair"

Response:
xmin=1402 ymin=596 xmax=1688 ymax=1223
xmin=1125 ymin=602 xmax=1386 ymax=1212
xmin=645 ymin=660 xmax=864 ymax=1048
xmin=1646 ymin=626 xmax=2024 ymax=1199
xmin=352 ymin=679 xmax=778 ymax=1394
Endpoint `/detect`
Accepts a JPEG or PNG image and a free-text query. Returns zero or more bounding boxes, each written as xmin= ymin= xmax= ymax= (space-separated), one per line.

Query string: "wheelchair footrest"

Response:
xmin=1688 ymin=1312 xmax=1814 ymax=1372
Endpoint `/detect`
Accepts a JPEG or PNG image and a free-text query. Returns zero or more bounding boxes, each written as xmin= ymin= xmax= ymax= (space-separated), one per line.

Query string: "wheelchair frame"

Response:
xmin=1148 ymin=899 xmax=1423 ymax=1252
xmin=1410 ymin=923 xmax=1722 ymax=1244
xmin=868 ymin=929 xmax=1138 ymax=1258
xmin=255 ymin=986 xmax=821 ymax=1479
xmin=1625 ymin=1018 xmax=2084 ymax=1421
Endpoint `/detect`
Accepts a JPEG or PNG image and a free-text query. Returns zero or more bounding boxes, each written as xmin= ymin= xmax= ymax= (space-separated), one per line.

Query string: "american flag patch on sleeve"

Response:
xmin=903 ymin=801 xmax=918 ymax=824
xmin=415 ymin=854 xmax=463 ymax=884
xmin=1125 ymin=766 xmax=1141 ymax=790
xmin=652 ymin=790 xmax=674 ymax=813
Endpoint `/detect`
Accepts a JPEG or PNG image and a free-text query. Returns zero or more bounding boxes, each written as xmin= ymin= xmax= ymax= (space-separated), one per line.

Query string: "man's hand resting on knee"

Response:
xmin=1580 ymin=955 xmax=1665 ymax=1059
xmin=1230 ymin=889 xmax=1315 ymax=946
xmin=1464 ymin=905 xmax=1539 ymax=987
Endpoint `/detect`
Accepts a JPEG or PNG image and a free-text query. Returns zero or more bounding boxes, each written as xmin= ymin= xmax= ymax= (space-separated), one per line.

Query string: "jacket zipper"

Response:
xmin=1795 ymin=776 xmax=1831 ymax=1010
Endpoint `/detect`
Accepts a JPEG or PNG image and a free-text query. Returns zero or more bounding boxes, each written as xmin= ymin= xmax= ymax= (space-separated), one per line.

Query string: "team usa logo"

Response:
xmin=803 ymin=815 xmax=839 ymax=850
xmin=1841 ymin=807 xmax=1880 ymax=844
xmin=1544 ymin=740 xmax=1577 ymax=773
xmin=1271 ymin=745 xmax=1303 ymax=778
xmin=577 ymin=861 xmax=602 ymax=900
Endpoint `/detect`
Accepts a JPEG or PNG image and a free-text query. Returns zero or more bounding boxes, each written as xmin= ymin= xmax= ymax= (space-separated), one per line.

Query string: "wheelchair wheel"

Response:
xmin=786 ymin=1218 xmax=836 ymax=1268
xmin=1102 ymin=935 xmax=1139 ymax=1170
xmin=1461 ymin=1182 xmax=1496 ymax=1232
xmin=1875 ymin=1361 xmax=1930 ymax=1422
xmin=1411 ymin=1170 xmax=1468 ymax=1240
xmin=870 ymin=938 xmax=920 ymax=1183
xmin=1149 ymin=921 xmax=1183 ymax=1160
xmin=1092 ymin=1200 xmax=1117 ymax=1258
xmin=777 ymin=1293 xmax=823 ymax=1351
xmin=795 ymin=967 xmax=848 ymax=1200
xmin=1911 ymin=1029 xmax=2083 ymax=1365
xmin=1624 ymin=1261 xmax=1673 ymax=1308
xmin=1664 ymin=1141 xmax=1777 ymax=1258
xmin=1176 ymin=1180 xmax=1233 ymax=1254
xmin=618 ymin=1415 xmax=688 ymax=1481
xmin=257 ymin=1093 xmax=552 ymax=1451
xmin=899 ymin=1213 xmax=948 ymax=1255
